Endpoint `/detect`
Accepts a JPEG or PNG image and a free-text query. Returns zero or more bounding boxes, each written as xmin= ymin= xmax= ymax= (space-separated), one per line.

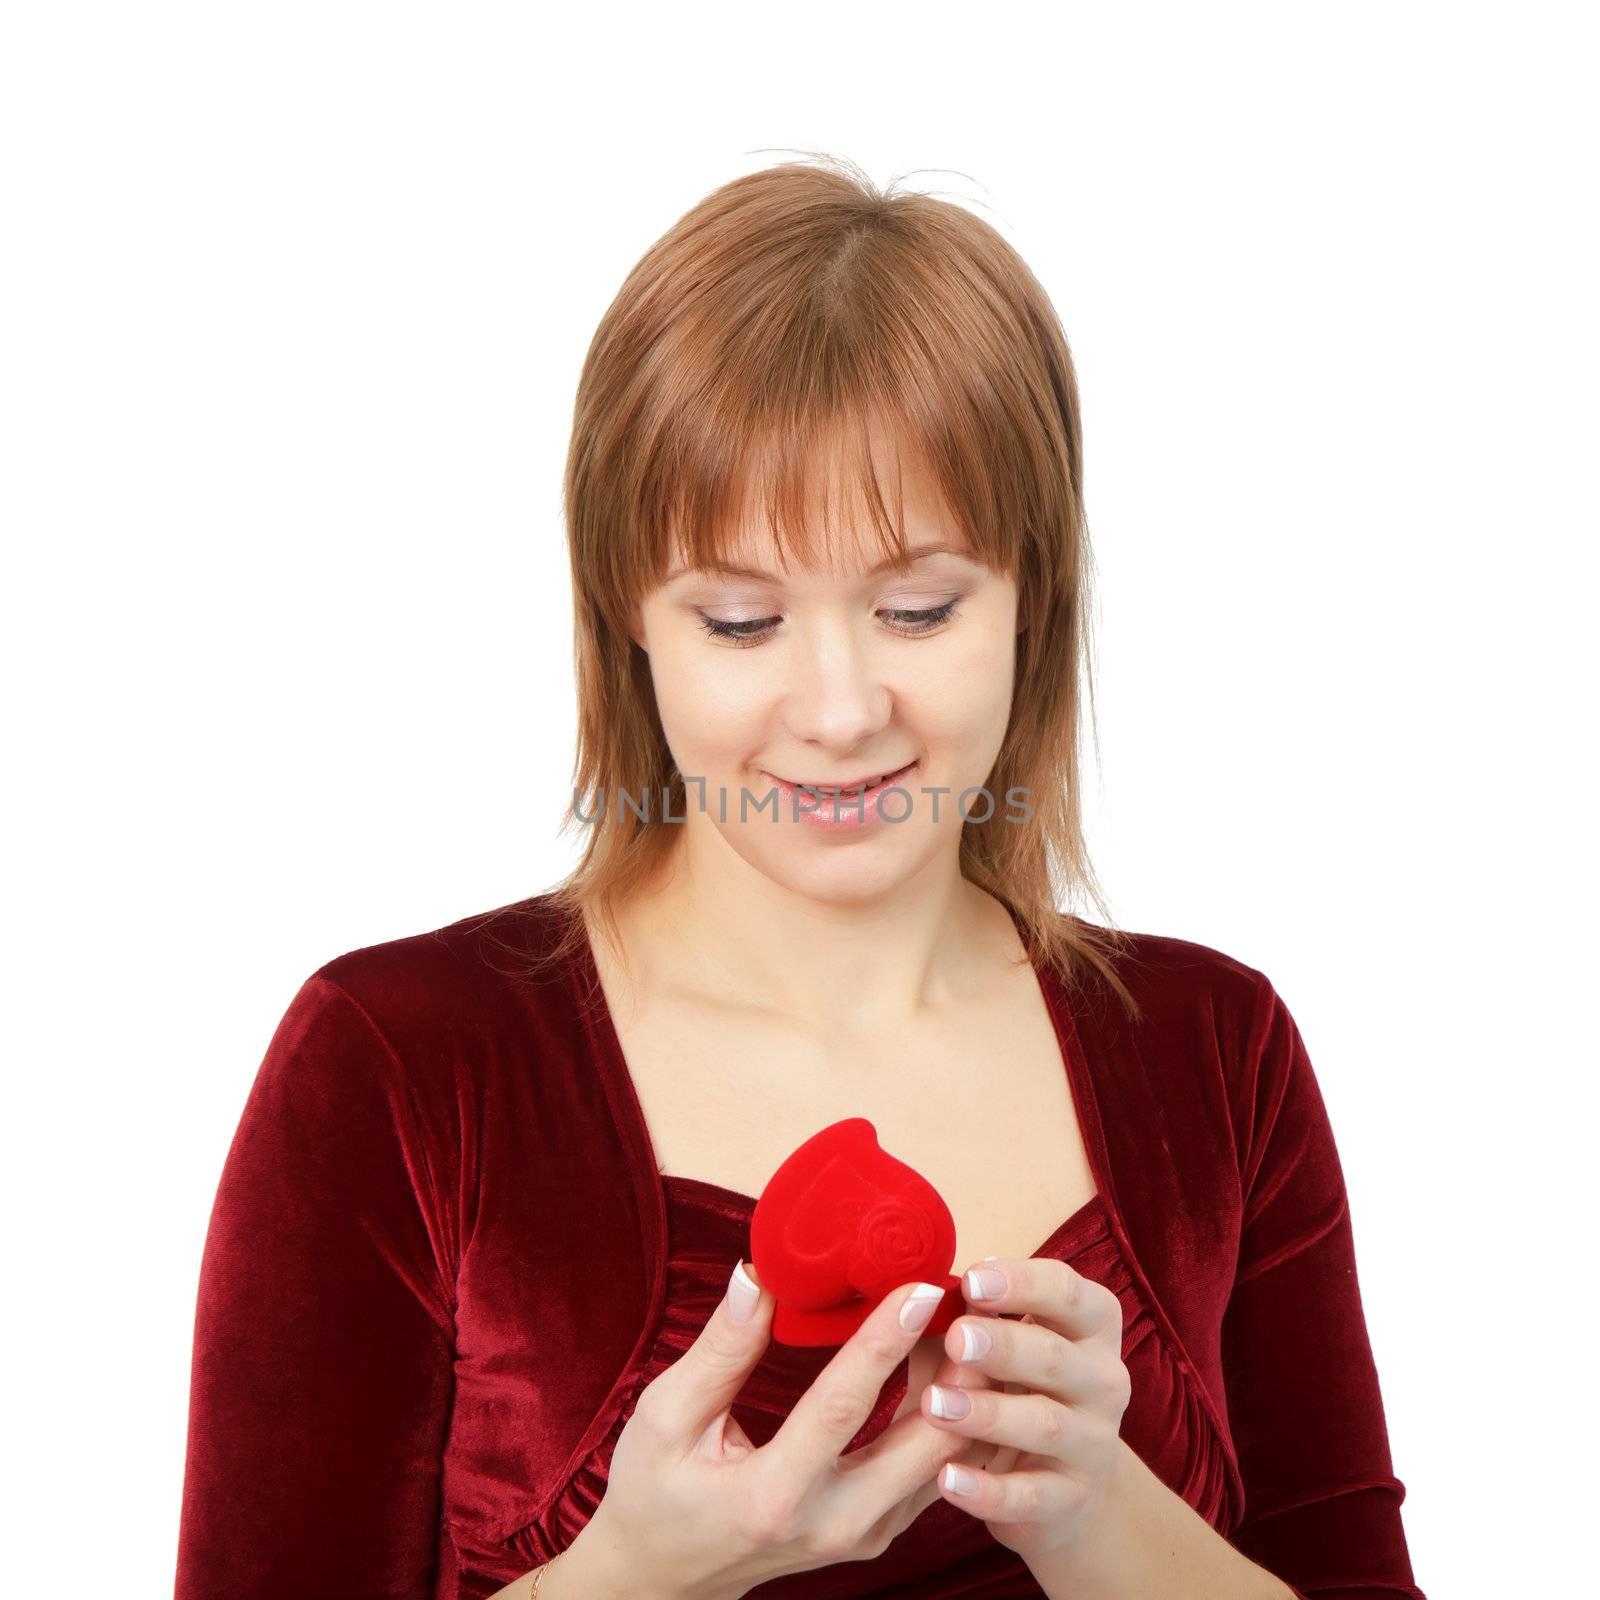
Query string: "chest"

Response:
xmin=605 ymin=966 xmax=1099 ymax=1430
xmin=605 ymin=965 xmax=1099 ymax=1294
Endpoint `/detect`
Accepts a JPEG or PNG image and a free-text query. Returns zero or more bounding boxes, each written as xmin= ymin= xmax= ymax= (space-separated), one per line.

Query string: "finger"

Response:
xmin=939 ymin=1461 xmax=1092 ymax=1527
xmin=639 ymin=1258 xmax=773 ymax=1445
xmin=851 ymin=1354 xmax=1006 ymax=1554
xmin=924 ymin=1377 xmax=1114 ymax=1462
xmin=758 ymin=1279 xmax=951 ymax=1486
xmin=962 ymin=1257 xmax=1121 ymax=1345
xmin=839 ymin=1336 xmax=1003 ymax=1493
xmin=941 ymin=1312 xmax=1129 ymax=1410
xmin=862 ymin=1429 xmax=998 ymax=1549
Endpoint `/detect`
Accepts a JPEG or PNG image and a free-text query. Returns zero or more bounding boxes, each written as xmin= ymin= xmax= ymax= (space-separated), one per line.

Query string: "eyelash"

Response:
xmin=697 ymin=599 xmax=962 ymax=649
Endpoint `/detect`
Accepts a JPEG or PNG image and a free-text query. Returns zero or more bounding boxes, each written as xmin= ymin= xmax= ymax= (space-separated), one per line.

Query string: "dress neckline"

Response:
xmin=562 ymin=896 xmax=1125 ymax=1277
xmin=662 ymin=1169 xmax=1108 ymax=1262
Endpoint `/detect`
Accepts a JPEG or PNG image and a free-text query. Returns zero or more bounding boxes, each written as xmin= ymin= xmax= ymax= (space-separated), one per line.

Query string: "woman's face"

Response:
xmin=631 ymin=459 xmax=1021 ymax=907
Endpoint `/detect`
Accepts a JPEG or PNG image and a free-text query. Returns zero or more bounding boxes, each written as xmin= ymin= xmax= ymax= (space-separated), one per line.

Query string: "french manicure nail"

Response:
xmin=899 ymin=1282 xmax=946 ymax=1332
xmin=965 ymin=1266 xmax=1006 ymax=1301
xmin=725 ymin=1260 xmax=759 ymax=1323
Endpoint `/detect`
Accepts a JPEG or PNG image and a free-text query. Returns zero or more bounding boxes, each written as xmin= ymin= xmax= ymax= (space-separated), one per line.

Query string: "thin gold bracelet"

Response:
xmin=528 ymin=1548 xmax=564 ymax=1597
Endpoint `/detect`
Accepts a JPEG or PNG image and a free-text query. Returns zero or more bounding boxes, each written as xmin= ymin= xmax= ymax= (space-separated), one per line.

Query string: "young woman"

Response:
xmin=174 ymin=156 xmax=1426 ymax=1599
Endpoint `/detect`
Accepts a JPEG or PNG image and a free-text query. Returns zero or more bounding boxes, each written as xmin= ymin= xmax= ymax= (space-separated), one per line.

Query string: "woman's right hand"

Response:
xmin=578 ymin=1259 xmax=997 ymax=1599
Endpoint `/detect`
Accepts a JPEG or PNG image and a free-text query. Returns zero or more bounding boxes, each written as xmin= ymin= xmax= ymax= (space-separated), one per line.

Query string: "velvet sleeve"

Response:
xmin=174 ymin=974 xmax=457 ymax=1599
xmin=1218 ymin=975 xmax=1426 ymax=1599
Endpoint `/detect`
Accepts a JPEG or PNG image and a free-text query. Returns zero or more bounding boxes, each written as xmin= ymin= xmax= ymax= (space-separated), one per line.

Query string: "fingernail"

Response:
xmin=928 ymin=1383 xmax=971 ymax=1419
xmin=958 ymin=1320 xmax=993 ymax=1361
xmin=965 ymin=1266 xmax=1006 ymax=1301
xmin=899 ymin=1282 xmax=946 ymax=1332
xmin=725 ymin=1260 xmax=759 ymax=1323
xmin=942 ymin=1462 xmax=978 ymax=1495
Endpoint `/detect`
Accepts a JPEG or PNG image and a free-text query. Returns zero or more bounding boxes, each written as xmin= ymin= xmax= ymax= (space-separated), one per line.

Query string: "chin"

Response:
xmin=755 ymin=832 xmax=945 ymax=904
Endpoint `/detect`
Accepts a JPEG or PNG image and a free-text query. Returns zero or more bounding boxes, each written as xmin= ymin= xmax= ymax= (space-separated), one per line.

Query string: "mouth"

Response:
xmin=761 ymin=758 xmax=920 ymax=798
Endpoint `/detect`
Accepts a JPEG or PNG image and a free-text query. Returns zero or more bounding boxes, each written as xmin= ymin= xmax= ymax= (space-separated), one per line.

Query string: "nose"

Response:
xmin=777 ymin=615 xmax=894 ymax=754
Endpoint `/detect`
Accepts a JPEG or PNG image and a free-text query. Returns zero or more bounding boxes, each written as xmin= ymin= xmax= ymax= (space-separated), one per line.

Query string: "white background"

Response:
xmin=5 ymin=4 xmax=1594 ymax=1593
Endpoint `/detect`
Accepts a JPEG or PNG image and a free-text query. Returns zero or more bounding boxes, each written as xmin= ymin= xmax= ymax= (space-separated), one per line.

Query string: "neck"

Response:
xmin=614 ymin=830 xmax=1010 ymax=1031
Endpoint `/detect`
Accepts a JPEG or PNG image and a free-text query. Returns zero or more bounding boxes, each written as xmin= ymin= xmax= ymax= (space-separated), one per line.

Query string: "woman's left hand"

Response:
xmin=920 ymin=1254 xmax=1132 ymax=1565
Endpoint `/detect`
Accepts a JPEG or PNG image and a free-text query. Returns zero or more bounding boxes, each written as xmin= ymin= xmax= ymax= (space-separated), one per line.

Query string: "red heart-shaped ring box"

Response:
xmin=750 ymin=1116 xmax=965 ymax=1347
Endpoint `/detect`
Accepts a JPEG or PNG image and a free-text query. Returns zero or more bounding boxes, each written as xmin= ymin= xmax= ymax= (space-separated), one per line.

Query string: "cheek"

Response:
xmin=648 ymin=645 xmax=764 ymax=751
xmin=915 ymin=626 xmax=1016 ymax=746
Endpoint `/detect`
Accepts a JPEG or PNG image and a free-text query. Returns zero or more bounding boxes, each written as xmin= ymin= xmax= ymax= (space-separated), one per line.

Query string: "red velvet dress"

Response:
xmin=173 ymin=893 xmax=1426 ymax=1599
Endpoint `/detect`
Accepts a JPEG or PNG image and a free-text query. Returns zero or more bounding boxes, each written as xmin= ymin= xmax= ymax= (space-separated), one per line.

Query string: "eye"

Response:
xmin=697 ymin=614 xmax=779 ymax=648
xmin=695 ymin=599 xmax=962 ymax=649
xmin=882 ymin=598 xmax=961 ymax=635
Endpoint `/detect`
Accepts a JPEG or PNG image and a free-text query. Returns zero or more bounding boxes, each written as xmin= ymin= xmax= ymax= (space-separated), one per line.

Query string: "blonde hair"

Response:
xmin=519 ymin=153 xmax=1140 ymax=1019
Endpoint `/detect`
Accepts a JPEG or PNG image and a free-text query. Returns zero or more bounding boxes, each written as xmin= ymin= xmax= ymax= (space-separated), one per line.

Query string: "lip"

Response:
xmin=758 ymin=759 xmax=922 ymax=831
xmin=765 ymin=759 xmax=919 ymax=792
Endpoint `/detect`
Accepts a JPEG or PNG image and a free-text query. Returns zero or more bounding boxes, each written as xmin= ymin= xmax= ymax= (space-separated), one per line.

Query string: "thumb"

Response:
xmin=649 ymin=1258 xmax=772 ymax=1442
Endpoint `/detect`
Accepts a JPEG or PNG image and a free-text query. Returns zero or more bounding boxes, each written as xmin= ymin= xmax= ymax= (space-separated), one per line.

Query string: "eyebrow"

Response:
xmin=665 ymin=542 xmax=971 ymax=584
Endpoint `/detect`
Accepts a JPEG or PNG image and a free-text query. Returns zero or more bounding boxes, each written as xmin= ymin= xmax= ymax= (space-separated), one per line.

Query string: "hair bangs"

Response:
xmin=657 ymin=389 xmax=995 ymax=587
